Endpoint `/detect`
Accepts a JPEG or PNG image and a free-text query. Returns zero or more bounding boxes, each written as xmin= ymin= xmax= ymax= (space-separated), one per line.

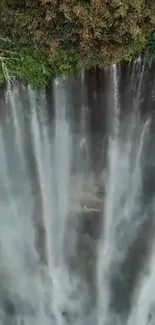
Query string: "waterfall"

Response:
xmin=0 ymin=60 xmax=154 ymax=325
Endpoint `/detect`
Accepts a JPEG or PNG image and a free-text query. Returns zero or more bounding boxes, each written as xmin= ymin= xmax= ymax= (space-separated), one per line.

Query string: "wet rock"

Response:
xmin=80 ymin=210 xmax=101 ymax=239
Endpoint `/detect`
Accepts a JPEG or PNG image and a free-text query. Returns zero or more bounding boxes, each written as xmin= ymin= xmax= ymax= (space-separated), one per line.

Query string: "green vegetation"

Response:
xmin=0 ymin=46 xmax=53 ymax=88
xmin=0 ymin=0 xmax=155 ymax=87
xmin=146 ymin=30 xmax=155 ymax=61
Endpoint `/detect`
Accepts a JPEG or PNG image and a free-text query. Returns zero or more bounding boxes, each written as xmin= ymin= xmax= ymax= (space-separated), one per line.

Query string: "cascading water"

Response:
xmin=0 ymin=59 xmax=155 ymax=325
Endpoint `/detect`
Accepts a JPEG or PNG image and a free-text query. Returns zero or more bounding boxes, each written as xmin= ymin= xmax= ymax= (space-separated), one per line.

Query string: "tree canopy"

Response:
xmin=0 ymin=0 xmax=155 ymax=87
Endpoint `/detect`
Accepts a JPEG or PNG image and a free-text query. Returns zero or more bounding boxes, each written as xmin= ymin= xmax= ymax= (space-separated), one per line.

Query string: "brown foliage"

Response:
xmin=0 ymin=0 xmax=155 ymax=72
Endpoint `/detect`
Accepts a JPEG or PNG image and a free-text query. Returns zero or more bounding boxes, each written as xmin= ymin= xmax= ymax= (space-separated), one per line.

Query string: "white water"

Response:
xmin=0 ymin=63 xmax=154 ymax=325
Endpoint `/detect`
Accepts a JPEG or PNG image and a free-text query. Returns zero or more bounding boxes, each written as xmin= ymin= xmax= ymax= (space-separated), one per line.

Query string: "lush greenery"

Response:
xmin=0 ymin=0 xmax=155 ymax=87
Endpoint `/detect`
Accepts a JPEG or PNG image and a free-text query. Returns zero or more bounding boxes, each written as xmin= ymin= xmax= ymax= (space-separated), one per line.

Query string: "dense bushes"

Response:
xmin=0 ymin=0 xmax=155 ymax=87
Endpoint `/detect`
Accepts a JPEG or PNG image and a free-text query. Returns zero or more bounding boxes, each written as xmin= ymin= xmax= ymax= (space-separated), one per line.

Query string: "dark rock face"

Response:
xmin=81 ymin=210 xmax=101 ymax=239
